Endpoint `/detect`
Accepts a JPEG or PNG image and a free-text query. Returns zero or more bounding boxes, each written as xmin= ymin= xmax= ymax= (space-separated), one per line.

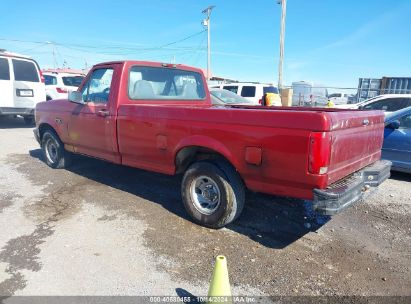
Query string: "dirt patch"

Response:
xmin=0 ymin=192 xmax=20 ymax=213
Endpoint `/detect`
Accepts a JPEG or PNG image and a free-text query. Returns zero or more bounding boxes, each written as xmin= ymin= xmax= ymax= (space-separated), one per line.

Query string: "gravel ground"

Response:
xmin=0 ymin=116 xmax=410 ymax=300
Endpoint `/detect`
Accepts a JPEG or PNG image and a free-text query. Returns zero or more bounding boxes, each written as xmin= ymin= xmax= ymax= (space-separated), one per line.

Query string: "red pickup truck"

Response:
xmin=34 ymin=60 xmax=391 ymax=228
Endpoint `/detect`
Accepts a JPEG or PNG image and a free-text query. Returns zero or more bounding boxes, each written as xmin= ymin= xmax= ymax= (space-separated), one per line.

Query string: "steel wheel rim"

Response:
xmin=45 ymin=138 xmax=58 ymax=164
xmin=190 ymin=175 xmax=221 ymax=215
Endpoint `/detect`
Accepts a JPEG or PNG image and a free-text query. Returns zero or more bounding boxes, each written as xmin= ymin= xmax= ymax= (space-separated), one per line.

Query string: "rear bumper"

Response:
xmin=0 ymin=107 xmax=34 ymax=116
xmin=313 ymin=160 xmax=391 ymax=215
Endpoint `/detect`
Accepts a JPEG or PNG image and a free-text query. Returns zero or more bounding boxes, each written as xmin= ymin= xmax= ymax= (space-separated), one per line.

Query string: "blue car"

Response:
xmin=382 ymin=106 xmax=411 ymax=173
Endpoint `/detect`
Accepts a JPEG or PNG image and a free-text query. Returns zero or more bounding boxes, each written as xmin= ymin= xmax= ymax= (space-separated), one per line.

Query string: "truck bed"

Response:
xmin=117 ymin=104 xmax=384 ymax=199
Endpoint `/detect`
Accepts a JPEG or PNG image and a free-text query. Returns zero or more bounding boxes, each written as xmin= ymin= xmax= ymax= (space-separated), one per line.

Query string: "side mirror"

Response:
xmin=68 ymin=91 xmax=85 ymax=104
xmin=386 ymin=120 xmax=400 ymax=129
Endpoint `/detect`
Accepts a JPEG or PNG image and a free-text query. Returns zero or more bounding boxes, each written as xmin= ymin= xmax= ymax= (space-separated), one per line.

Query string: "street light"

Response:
xmin=202 ymin=5 xmax=215 ymax=81
xmin=277 ymin=0 xmax=287 ymax=91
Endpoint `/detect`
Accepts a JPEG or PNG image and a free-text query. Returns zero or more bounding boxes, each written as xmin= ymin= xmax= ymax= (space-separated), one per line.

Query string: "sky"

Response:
xmin=0 ymin=0 xmax=410 ymax=88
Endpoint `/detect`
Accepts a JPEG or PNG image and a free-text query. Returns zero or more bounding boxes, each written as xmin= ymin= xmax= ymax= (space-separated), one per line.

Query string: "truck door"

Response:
xmin=68 ymin=65 xmax=120 ymax=163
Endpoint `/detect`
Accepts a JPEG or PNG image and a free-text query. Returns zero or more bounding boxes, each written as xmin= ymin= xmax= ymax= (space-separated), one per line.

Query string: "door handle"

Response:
xmin=97 ymin=109 xmax=109 ymax=117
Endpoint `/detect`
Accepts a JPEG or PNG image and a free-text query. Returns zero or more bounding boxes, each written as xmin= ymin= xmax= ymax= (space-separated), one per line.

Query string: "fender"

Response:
xmin=174 ymin=135 xmax=241 ymax=172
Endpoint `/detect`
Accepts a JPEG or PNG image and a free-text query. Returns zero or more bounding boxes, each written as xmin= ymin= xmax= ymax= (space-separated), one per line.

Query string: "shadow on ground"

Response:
xmin=0 ymin=116 xmax=34 ymax=129
xmin=29 ymin=149 xmax=329 ymax=249
xmin=390 ymin=171 xmax=411 ymax=182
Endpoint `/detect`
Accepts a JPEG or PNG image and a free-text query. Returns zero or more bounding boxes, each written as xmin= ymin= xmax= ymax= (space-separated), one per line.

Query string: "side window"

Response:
xmin=12 ymin=59 xmax=39 ymax=82
xmin=263 ymin=86 xmax=279 ymax=94
xmin=387 ymin=98 xmax=408 ymax=111
xmin=44 ymin=75 xmax=57 ymax=85
xmin=81 ymin=68 xmax=113 ymax=103
xmin=223 ymin=85 xmax=238 ymax=94
xmin=241 ymin=86 xmax=256 ymax=97
xmin=0 ymin=58 xmax=10 ymax=80
xmin=363 ymin=98 xmax=404 ymax=111
xmin=399 ymin=114 xmax=411 ymax=129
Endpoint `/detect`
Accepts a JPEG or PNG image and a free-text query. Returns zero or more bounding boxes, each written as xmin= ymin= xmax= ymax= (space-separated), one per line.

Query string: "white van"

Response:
xmin=0 ymin=50 xmax=46 ymax=124
xmin=210 ymin=82 xmax=281 ymax=105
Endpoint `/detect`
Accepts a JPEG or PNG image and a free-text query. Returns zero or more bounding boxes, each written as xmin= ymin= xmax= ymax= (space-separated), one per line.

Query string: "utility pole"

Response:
xmin=46 ymin=41 xmax=57 ymax=69
xmin=202 ymin=5 xmax=215 ymax=81
xmin=277 ymin=0 xmax=287 ymax=91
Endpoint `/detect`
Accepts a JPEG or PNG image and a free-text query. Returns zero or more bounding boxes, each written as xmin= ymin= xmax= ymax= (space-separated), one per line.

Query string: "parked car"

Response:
xmin=0 ymin=49 xmax=46 ymax=124
xmin=209 ymin=88 xmax=253 ymax=105
xmin=34 ymin=60 xmax=391 ymax=228
xmin=335 ymin=94 xmax=411 ymax=113
xmin=382 ymin=106 xmax=411 ymax=173
xmin=43 ymin=70 xmax=85 ymax=101
xmin=211 ymin=82 xmax=281 ymax=105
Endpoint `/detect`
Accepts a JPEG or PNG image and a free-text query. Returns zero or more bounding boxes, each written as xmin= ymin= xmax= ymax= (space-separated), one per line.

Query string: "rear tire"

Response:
xmin=23 ymin=116 xmax=35 ymax=126
xmin=181 ymin=160 xmax=245 ymax=228
xmin=41 ymin=130 xmax=71 ymax=169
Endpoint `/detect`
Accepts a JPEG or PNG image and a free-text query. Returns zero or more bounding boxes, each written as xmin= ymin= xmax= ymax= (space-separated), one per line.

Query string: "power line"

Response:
xmin=0 ymin=30 xmax=207 ymax=55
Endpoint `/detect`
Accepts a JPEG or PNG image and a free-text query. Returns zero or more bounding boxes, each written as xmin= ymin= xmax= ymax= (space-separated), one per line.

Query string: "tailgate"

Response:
xmin=326 ymin=110 xmax=385 ymax=185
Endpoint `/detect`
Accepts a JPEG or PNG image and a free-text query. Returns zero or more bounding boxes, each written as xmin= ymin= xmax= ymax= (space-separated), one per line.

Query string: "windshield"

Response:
xmin=62 ymin=76 xmax=85 ymax=87
xmin=210 ymin=89 xmax=253 ymax=104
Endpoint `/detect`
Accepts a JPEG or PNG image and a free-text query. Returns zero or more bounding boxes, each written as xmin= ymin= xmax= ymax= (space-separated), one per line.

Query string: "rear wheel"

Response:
xmin=41 ymin=130 xmax=71 ymax=169
xmin=181 ymin=160 xmax=245 ymax=228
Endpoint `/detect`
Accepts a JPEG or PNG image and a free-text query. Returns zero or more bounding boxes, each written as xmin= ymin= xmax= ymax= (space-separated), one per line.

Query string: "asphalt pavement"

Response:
xmin=0 ymin=116 xmax=410 ymax=300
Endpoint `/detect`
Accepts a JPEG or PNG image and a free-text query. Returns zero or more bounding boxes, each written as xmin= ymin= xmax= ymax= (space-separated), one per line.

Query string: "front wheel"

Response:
xmin=181 ymin=160 xmax=245 ymax=229
xmin=41 ymin=130 xmax=71 ymax=169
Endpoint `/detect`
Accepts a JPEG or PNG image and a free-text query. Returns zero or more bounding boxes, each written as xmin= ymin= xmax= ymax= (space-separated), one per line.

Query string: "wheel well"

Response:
xmin=38 ymin=123 xmax=56 ymax=142
xmin=175 ymin=146 xmax=237 ymax=174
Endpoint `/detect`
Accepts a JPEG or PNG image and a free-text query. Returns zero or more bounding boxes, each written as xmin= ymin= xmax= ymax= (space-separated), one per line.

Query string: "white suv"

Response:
xmin=44 ymin=70 xmax=85 ymax=100
xmin=211 ymin=82 xmax=281 ymax=105
xmin=0 ymin=49 xmax=46 ymax=124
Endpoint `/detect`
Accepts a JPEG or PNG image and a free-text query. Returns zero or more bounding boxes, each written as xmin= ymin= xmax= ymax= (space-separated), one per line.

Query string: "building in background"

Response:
xmin=357 ymin=77 xmax=411 ymax=102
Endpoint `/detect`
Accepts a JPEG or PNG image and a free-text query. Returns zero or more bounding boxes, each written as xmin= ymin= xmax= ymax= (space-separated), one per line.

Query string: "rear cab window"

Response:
xmin=0 ymin=57 xmax=10 ymax=80
xmin=128 ymin=66 xmax=206 ymax=100
xmin=12 ymin=59 xmax=39 ymax=82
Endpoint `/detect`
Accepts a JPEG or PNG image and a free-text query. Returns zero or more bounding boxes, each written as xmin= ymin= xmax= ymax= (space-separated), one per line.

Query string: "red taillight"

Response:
xmin=308 ymin=132 xmax=331 ymax=175
xmin=39 ymin=70 xmax=45 ymax=83
xmin=56 ymin=87 xmax=68 ymax=93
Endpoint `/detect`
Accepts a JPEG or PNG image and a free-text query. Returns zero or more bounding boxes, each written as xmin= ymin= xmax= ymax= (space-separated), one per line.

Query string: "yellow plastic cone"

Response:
xmin=207 ymin=255 xmax=232 ymax=304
